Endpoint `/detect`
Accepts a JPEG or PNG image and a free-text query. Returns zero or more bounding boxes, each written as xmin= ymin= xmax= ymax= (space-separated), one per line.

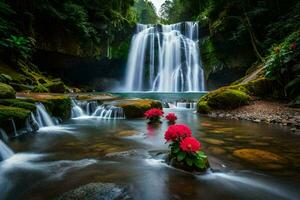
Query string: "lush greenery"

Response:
xmin=134 ymin=0 xmax=158 ymax=24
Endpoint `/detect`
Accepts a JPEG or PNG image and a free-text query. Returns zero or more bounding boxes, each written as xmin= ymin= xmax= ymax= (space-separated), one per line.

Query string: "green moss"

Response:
xmin=116 ymin=99 xmax=162 ymax=119
xmin=0 ymin=74 xmax=12 ymax=84
xmin=44 ymin=81 xmax=66 ymax=93
xmin=37 ymin=96 xmax=71 ymax=119
xmin=33 ymin=85 xmax=49 ymax=93
xmin=0 ymin=99 xmax=36 ymax=111
xmin=0 ymin=105 xmax=31 ymax=133
xmin=243 ymin=78 xmax=274 ymax=97
xmin=198 ymin=87 xmax=250 ymax=111
xmin=197 ymin=100 xmax=211 ymax=114
xmin=0 ymin=83 xmax=16 ymax=99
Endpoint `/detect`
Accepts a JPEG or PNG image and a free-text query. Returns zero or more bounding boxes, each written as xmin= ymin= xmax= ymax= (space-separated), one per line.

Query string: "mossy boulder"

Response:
xmin=0 ymin=99 xmax=36 ymax=111
xmin=242 ymin=77 xmax=275 ymax=97
xmin=0 ymin=83 xmax=16 ymax=99
xmin=0 ymin=105 xmax=31 ymax=134
xmin=115 ymin=99 xmax=162 ymax=118
xmin=33 ymin=84 xmax=49 ymax=93
xmin=44 ymin=81 xmax=66 ymax=93
xmin=197 ymin=88 xmax=250 ymax=113
xmin=0 ymin=74 xmax=12 ymax=84
xmin=233 ymin=148 xmax=287 ymax=169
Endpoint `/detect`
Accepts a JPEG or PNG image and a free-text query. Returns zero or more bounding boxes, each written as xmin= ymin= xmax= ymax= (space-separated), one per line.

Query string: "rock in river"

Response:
xmin=56 ymin=182 xmax=129 ymax=200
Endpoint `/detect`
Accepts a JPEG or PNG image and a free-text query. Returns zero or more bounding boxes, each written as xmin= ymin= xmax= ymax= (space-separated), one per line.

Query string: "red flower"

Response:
xmin=290 ymin=42 xmax=297 ymax=50
xmin=165 ymin=113 xmax=177 ymax=122
xmin=144 ymin=108 xmax=164 ymax=119
xmin=164 ymin=124 xmax=192 ymax=142
xmin=180 ymin=137 xmax=201 ymax=153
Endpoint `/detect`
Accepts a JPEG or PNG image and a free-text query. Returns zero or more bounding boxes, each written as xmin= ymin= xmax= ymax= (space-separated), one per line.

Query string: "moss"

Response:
xmin=0 ymin=73 xmax=12 ymax=84
xmin=33 ymin=84 xmax=49 ymax=93
xmin=116 ymin=99 xmax=162 ymax=119
xmin=0 ymin=99 xmax=36 ymax=111
xmin=198 ymin=87 xmax=250 ymax=112
xmin=0 ymin=105 xmax=31 ymax=133
xmin=44 ymin=81 xmax=66 ymax=93
xmin=0 ymin=83 xmax=16 ymax=99
xmin=36 ymin=96 xmax=71 ymax=119
xmin=243 ymin=78 xmax=275 ymax=97
xmin=197 ymin=100 xmax=211 ymax=114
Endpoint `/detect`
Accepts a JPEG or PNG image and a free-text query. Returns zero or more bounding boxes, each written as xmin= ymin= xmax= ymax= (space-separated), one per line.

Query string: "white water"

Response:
xmin=124 ymin=22 xmax=205 ymax=92
xmin=71 ymin=99 xmax=125 ymax=119
xmin=0 ymin=140 xmax=14 ymax=161
xmin=35 ymin=103 xmax=56 ymax=127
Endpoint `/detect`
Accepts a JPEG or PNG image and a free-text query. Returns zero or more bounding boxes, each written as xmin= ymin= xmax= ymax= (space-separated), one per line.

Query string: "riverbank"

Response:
xmin=206 ymin=100 xmax=300 ymax=133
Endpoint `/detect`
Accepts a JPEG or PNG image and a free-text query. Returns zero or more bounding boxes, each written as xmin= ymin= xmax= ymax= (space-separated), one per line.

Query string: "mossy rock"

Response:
xmin=44 ymin=81 xmax=66 ymax=93
xmin=0 ymin=105 xmax=31 ymax=134
xmin=197 ymin=100 xmax=211 ymax=114
xmin=242 ymin=78 xmax=275 ymax=97
xmin=233 ymin=149 xmax=288 ymax=169
xmin=0 ymin=74 xmax=12 ymax=84
xmin=0 ymin=99 xmax=36 ymax=111
xmin=0 ymin=83 xmax=16 ymax=99
xmin=33 ymin=84 xmax=49 ymax=93
xmin=115 ymin=99 xmax=162 ymax=118
xmin=198 ymin=88 xmax=250 ymax=112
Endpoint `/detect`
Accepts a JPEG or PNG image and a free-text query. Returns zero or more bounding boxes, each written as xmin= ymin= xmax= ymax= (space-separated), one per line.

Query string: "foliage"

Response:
xmin=265 ymin=31 xmax=300 ymax=97
xmin=134 ymin=0 xmax=158 ymax=24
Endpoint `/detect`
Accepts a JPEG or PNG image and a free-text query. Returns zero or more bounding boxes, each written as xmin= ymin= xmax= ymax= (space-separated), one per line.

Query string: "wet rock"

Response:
xmin=233 ymin=149 xmax=288 ymax=165
xmin=105 ymin=149 xmax=148 ymax=159
xmin=207 ymin=147 xmax=226 ymax=155
xmin=0 ymin=83 xmax=16 ymax=99
xmin=56 ymin=182 xmax=129 ymax=200
xmin=116 ymin=130 xmax=139 ymax=137
xmin=202 ymin=138 xmax=225 ymax=145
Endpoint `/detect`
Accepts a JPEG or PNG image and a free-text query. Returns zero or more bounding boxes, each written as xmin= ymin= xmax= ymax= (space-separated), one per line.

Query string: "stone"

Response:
xmin=0 ymin=83 xmax=16 ymax=99
xmin=233 ymin=149 xmax=287 ymax=165
xmin=208 ymin=147 xmax=226 ymax=155
xmin=116 ymin=130 xmax=139 ymax=137
xmin=202 ymin=138 xmax=225 ymax=145
xmin=55 ymin=182 xmax=128 ymax=200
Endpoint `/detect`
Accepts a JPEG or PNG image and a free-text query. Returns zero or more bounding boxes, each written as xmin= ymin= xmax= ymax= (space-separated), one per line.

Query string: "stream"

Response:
xmin=1 ymin=108 xmax=300 ymax=200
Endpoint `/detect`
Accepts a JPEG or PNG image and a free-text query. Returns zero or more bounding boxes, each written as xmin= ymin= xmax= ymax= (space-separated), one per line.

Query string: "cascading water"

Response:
xmin=0 ymin=140 xmax=14 ymax=161
xmin=35 ymin=103 xmax=56 ymax=127
xmin=124 ymin=22 xmax=205 ymax=92
xmin=71 ymin=99 xmax=125 ymax=119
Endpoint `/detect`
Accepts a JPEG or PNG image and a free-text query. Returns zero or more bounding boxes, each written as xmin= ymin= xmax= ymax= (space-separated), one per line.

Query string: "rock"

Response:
xmin=207 ymin=147 xmax=226 ymax=155
xmin=116 ymin=130 xmax=139 ymax=137
xmin=55 ymin=183 xmax=128 ymax=200
xmin=0 ymin=74 xmax=12 ymax=84
xmin=253 ymin=119 xmax=261 ymax=123
xmin=233 ymin=149 xmax=287 ymax=165
xmin=105 ymin=149 xmax=148 ymax=159
xmin=202 ymin=138 xmax=225 ymax=145
xmin=114 ymin=99 xmax=162 ymax=118
xmin=0 ymin=83 xmax=16 ymax=99
xmin=44 ymin=81 xmax=66 ymax=93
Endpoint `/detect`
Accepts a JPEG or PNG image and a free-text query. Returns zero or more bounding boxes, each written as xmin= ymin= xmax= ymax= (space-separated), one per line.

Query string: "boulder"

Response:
xmin=114 ymin=99 xmax=162 ymax=118
xmin=55 ymin=183 xmax=128 ymax=200
xmin=0 ymin=83 xmax=16 ymax=99
xmin=44 ymin=81 xmax=66 ymax=93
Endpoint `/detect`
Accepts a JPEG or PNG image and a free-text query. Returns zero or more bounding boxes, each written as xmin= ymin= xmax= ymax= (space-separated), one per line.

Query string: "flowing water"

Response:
xmin=1 ymin=109 xmax=300 ymax=200
xmin=124 ymin=22 xmax=205 ymax=92
xmin=0 ymin=140 xmax=14 ymax=161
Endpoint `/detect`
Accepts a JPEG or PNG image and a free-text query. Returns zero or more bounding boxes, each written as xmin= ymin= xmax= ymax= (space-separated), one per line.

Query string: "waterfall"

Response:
xmin=124 ymin=22 xmax=205 ymax=92
xmin=71 ymin=99 xmax=125 ymax=119
xmin=92 ymin=105 xmax=125 ymax=119
xmin=0 ymin=140 xmax=14 ymax=161
xmin=0 ymin=129 xmax=9 ymax=143
xmin=35 ymin=103 xmax=56 ymax=127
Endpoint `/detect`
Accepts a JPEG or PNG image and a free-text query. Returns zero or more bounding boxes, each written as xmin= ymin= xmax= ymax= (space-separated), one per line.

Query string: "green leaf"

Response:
xmin=195 ymin=159 xmax=206 ymax=169
xmin=177 ymin=152 xmax=186 ymax=162
xmin=173 ymin=146 xmax=180 ymax=154
xmin=196 ymin=151 xmax=207 ymax=159
xmin=186 ymin=157 xmax=193 ymax=166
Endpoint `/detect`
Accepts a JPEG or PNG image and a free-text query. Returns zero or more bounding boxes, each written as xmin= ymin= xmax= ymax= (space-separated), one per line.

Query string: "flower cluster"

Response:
xmin=180 ymin=137 xmax=201 ymax=153
xmin=144 ymin=108 xmax=164 ymax=123
xmin=165 ymin=113 xmax=177 ymax=122
xmin=164 ymin=123 xmax=208 ymax=170
xmin=164 ymin=124 xmax=192 ymax=142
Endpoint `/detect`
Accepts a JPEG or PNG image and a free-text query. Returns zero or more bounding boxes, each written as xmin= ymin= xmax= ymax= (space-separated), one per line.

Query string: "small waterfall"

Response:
xmin=71 ymin=99 xmax=85 ymax=118
xmin=124 ymin=22 xmax=205 ymax=92
xmin=165 ymin=101 xmax=197 ymax=109
xmin=0 ymin=129 xmax=9 ymax=143
xmin=92 ymin=105 xmax=125 ymax=119
xmin=35 ymin=103 xmax=56 ymax=127
xmin=9 ymin=118 xmax=18 ymax=137
xmin=71 ymin=99 xmax=125 ymax=119
xmin=0 ymin=140 xmax=14 ymax=161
